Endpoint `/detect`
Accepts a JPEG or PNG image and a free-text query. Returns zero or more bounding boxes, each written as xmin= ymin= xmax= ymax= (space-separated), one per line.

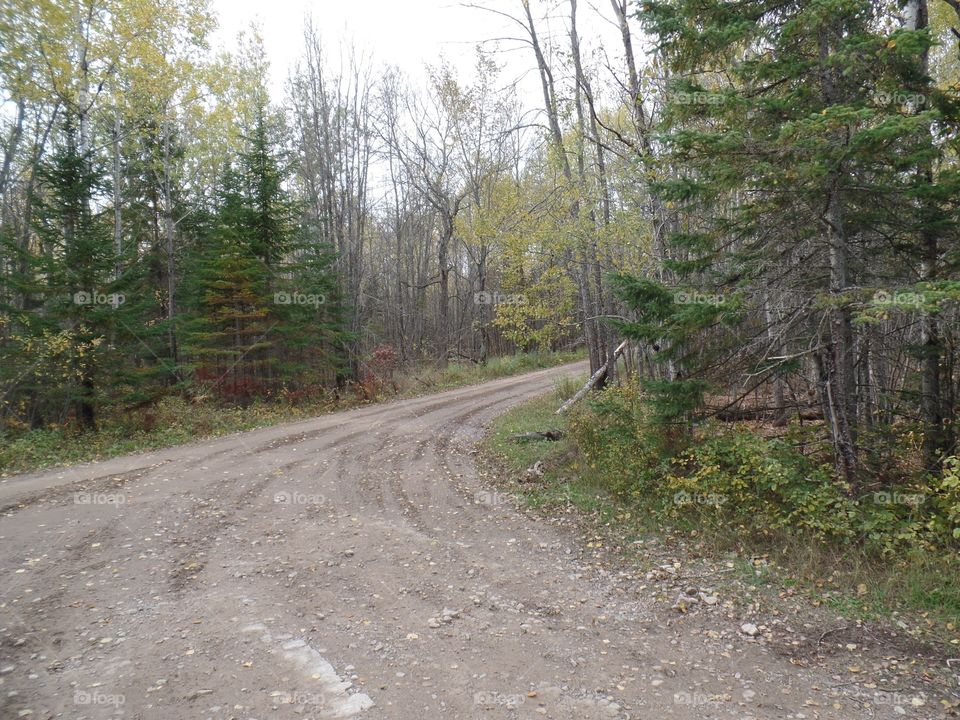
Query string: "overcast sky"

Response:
xmin=207 ymin=0 xmax=627 ymax=106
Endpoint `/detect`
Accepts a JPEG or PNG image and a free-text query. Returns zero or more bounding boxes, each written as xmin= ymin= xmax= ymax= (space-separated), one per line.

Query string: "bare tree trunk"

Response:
xmin=825 ymin=181 xmax=858 ymax=486
xmin=522 ymin=0 xmax=571 ymax=180
xmin=817 ymin=23 xmax=858 ymax=486
xmin=919 ymin=217 xmax=944 ymax=466
xmin=570 ymin=0 xmax=616 ymax=383
xmin=162 ymin=122 xmax=178 ymax=369
xmin=764 ymin=292 xmax=787 ymax=424
xmin=438 ymin=215 xmax=452 ymax=361
xmin=905 ymin=0 xmax=946 ymax=468
xmin=113 ymin=114 xmax=123 ymax=280
xmin=608 ymin=0 xmax=675 ymax=378
xmin=291 ymin=26 xmax=372 ymax=380
xmin=0 ymin=98 xmax=25 ymax=200
xmin=609 ymin=0 xmax=647 ymax=137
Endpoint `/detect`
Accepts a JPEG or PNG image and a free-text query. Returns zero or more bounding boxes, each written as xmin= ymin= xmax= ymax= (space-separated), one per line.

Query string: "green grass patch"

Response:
xmin=481 ymin=376 xmax=625 ymax=522
xmin=0 ymin=399 xmax=319 ymax=476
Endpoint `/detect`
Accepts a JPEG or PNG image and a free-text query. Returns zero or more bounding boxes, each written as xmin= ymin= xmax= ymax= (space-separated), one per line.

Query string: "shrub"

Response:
xmin=569 ymin=379 xmax=666 ymax=499
xmin=663 ymin=429 xmax=856 ymax=541
xmin=924 ymin=455 xmax=960 ymax=542
xmin=567 ymin=383 xmax=960 ymax=555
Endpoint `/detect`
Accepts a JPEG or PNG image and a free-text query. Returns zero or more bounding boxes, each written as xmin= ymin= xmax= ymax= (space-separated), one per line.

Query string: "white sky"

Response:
xmin=208 ymin=0 xmax=629 ymax=106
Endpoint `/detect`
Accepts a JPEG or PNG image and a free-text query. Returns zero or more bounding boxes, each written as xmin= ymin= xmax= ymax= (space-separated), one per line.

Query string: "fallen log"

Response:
xmin=556 ymin=340 xmax=628 ymax=415
xmin=509 ymin=430 xmax=564 ymax=442
xmin=446 ymin=351 xmax=480 ymax=364
xmin=713 ymin=405 xmax=822 ymax=422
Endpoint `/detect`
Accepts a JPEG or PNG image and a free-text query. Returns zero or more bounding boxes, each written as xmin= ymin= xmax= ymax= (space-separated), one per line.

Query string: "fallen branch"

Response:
xmin=446 ymin=351 xmax=480 ymax=364
xmin=817 ymin=624 xmax=849 ymax=649
xmin=556 ymin=340 xmax=628 ymax=415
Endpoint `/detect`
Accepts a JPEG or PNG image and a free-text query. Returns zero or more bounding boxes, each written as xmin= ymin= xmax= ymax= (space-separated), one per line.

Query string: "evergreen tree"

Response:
xmin=179 ymin=164 xmax=273 ymax=402
xmin=108 ymin=117 xmax=189 ymax=401
xmin=179 ymin=105 xmax=349 ymax=401
xmin=628 ymin=0 xmax=960 ymax=480
xmin=0 ymin=116 xmax=127 ymax=427
xmin=241 ymin=109 xmax=296 ymax=270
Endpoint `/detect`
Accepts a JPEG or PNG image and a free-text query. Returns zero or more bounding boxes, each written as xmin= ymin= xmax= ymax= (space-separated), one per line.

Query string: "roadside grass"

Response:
xmin=397 ymin=349 xmax=584 ymax=396
xmin=1 ymin=349 xmax=585 ymax=476
xmin=0 ymin=401 xmax=314 ymax=476
xmin=482 ymin=391 xmax=960 ymax=648
xmin=481 ymin=382 xmax=607 ymax=515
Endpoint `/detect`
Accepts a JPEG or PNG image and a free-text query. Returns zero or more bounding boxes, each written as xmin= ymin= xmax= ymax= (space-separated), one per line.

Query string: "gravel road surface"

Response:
xmin=0 ymin=363 xmax=939 ymax=718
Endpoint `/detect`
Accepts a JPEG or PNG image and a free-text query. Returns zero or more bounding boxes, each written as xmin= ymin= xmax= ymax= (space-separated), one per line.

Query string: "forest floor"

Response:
xmin=0 ymin=362 xmax=957 ymax=720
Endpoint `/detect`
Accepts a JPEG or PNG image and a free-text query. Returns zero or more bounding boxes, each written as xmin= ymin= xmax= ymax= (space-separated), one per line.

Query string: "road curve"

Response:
xmin=0 ymin=362 xmax=920 ymax=719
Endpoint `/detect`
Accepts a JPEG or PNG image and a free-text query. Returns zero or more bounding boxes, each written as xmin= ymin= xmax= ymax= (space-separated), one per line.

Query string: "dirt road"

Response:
xmin=0 ymin=363 xmax=943 ymax=719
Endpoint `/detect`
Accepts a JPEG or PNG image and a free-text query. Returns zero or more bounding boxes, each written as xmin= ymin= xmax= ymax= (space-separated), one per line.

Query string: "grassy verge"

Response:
xmin=1 ymin=349 xmax=584 ymax=476
xmin=481 ymin=388 xmax=620 ymax=521
xmin=395 ymin=349 xmax=585 ymax=397
xmin=481 ymin=388 xmax=960 ymax=651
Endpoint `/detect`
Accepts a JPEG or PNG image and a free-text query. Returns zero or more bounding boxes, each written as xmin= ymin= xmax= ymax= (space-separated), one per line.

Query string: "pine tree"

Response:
xmin=179 ymin=164 xmax=273 ymax=402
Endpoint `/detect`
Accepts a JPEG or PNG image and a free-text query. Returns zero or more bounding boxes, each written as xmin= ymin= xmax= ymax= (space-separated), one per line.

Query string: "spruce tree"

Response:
xmin=179 ymin=105 xmax=349 ymax=401
xmin=179 ymin=164 xmax=273 ymax=402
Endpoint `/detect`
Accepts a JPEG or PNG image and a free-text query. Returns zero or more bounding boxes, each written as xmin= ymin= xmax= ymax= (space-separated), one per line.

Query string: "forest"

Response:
xmin=2 ymin=0 xmax=960 ymax=552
